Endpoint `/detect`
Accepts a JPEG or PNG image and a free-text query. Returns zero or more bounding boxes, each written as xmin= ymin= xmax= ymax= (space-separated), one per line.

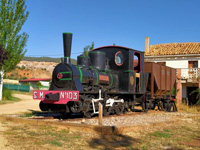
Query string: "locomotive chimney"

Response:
xmin=145 ymin=37 xmax=149 ymax=54
xmin=63 ymin=32 xmax=73 ymax=64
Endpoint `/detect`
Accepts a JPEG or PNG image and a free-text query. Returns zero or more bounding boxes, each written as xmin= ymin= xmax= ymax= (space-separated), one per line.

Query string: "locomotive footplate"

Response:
xmin=33 ymin=90 xmax=79 ymax=104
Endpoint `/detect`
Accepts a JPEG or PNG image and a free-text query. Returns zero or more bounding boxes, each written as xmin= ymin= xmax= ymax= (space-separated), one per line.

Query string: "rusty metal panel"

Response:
xmin=153 ymin=63 xmax=161 ymax=90
xmin=161 ymin=65 xmax=166 ymax=90
xmin=171 ymin=68 xmax=176 ymax=89
xmin=166 ymin=67 xmax=171 ymax=90
xmin=144 ymin=62 xmax=176 ymax=98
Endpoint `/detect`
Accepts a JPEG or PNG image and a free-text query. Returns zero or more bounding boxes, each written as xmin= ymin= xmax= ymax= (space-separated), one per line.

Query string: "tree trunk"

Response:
xmin=0 ymin=69 xmax=4 ymax=101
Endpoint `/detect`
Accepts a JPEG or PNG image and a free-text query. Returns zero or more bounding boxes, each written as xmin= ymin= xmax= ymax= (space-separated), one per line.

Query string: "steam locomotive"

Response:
xmin=33 ymin=33 xmax=177 ymax=117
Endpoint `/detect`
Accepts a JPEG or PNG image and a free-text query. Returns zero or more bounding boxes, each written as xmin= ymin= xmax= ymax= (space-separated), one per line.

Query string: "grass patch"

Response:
xmin=0 ymin=88 xmax=21 ymax=104
xmin=150 ymin=131 xmax=171 ymax=138
xmin=11 ymin=90 xmax=32 ymax=95
xmin=177 ymin=103 xmax=200 ymax=113
xmin=20 ymin=112 xmax=37 ymax=118
xmin=2 ymin=114 xmax=200 ymax=150
xmin=73 ymin=136 xmax=81 ymax=139
xmin=47 ymin=140 xmax=62 ymax=147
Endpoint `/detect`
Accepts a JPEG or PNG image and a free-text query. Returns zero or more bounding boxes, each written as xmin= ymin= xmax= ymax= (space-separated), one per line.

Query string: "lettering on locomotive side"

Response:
xmin=60 ymin=92 xmax=78 ymax=100
xmin=33 ymin=90 xmax=79 ymax=101
xmin=33 ymin=91 xmax=44 ymax=99
xmin=99 ymin=75 xmax=109 ymax=81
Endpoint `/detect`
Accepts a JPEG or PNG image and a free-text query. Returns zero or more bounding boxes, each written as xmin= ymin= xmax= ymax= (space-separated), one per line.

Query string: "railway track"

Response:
xmin=29 ymin=109 xmax=164 ymax=122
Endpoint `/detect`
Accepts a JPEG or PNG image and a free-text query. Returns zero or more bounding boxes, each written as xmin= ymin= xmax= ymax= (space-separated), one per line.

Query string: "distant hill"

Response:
xmin=22 ymin=57 xmax=77 ymax=65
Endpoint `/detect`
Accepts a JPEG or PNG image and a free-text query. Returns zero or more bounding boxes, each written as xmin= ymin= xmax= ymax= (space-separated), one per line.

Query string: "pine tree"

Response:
xmin=0 ymin=0 xmax=29 ymax=100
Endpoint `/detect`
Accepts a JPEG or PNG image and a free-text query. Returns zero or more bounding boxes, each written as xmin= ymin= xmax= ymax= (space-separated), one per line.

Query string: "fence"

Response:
xmin=3 ymin=84 xmax=30 ymax=92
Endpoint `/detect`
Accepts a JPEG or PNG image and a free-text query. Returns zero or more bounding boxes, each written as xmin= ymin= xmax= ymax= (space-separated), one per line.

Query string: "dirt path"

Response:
xmin=0 ymin=94 xmax=40 ymax=115
xmin=0 ymin=93 xmax=40 ymax=149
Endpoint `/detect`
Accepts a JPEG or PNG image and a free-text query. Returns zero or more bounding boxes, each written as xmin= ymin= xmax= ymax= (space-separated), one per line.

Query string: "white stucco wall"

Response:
xmin=166 ymin=60 xmax=188 ymax=68
xmin=198 ymin=60 xmax=200 ymax=68
xmin=40 ymin=81 xmax=50 ymax=87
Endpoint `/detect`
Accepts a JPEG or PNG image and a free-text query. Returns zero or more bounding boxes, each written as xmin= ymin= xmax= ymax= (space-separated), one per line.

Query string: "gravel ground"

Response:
xmin=63 ymin=112 xmax=200 ymax=126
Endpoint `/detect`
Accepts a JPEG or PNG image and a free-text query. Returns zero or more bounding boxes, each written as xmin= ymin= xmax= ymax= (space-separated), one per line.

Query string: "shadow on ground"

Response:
xmin=88 ymin=126 xmax=139 ymax=150
xmin=27 ymin=109 xmax=83 ymax=120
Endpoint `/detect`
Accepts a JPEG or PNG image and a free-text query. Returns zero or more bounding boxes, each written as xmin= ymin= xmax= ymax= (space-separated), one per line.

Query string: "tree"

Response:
xmin=83 ymin=42 xmax=94 ymax=56
xmin=0 ymin=0 xmax=29 ymax=100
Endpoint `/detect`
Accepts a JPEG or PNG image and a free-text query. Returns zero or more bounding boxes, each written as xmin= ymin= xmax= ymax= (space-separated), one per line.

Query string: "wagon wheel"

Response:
xmin=103 ymin=106 xmax=112 ymax=116
xmin=163 ymin=100 xmax=172 ymax=112
xmin=157 ymin=101 xmax=164 ymax=111
xmin=142 ymin=101 xmax=149 ymax=112
xmin=169 ymin=101 xmax=178 ymax=112
xmin=114 ymin=103 xmax=124 ymax=115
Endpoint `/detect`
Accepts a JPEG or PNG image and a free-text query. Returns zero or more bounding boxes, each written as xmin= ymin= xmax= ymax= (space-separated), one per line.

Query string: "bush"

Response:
xmin=3 ymin=88 xmax=12 ymax=100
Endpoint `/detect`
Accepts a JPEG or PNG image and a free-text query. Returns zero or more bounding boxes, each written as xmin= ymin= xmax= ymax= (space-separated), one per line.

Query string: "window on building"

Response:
xmin=188 ymin=61 xmax=198 ymax=68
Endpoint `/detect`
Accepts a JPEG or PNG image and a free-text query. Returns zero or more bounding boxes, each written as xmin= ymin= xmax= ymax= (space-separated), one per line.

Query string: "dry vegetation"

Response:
xmin=1 ymin=104 xmax=200 ymax=150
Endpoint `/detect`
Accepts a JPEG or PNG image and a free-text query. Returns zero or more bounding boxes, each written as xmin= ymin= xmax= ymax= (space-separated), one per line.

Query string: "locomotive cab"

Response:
xmin=89 ymin=46 xmax=149 ymax=94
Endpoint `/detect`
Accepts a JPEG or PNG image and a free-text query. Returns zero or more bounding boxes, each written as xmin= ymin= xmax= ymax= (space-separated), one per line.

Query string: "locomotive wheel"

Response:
xmin=69 ymin=101 xmax=82 ymax=113
xmin=103 ymin=106 xmax=112 ymax=116
xmin=39 ymin=101 xmax=48 ymax=111
xmin=83 ymin=101 xmax=94 ymax=118
xmin=114 ymin=103 xmax=124 ymax=115
xmin=124 ymin=101 xmax=129 ymax=113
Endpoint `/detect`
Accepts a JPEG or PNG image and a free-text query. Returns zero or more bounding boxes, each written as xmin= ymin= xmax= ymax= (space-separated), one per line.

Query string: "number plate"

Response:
xmin=33 ymin=90 xmax=79 ymax=104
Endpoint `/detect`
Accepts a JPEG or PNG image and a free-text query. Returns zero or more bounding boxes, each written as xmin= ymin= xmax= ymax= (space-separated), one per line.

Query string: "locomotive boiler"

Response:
xmin=33 ymin=33 xmax=177 ymax=117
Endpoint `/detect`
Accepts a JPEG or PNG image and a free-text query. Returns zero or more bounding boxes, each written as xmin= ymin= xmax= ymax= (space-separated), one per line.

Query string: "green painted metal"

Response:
xmin=94 ymin=69 xmax=99 ymax=85
xmin=60 ymin=71 xmax=72 ymax=74
xmin=89 ymin=51 xmax=105 ymax=54
xmin=124 ymin=70 xmax=135 ymax=73
xmin=63 ymin=32 xmax=72 ymax=34
xmin=109 ymin=72 xmax=113 ymax=88
xmin=60 ymin=78 xmax=72 ymax=81
xmin=77 ymin=66 xmax=83 ymax=82
xmin=3 ymin=84 xmax=30 ymax=92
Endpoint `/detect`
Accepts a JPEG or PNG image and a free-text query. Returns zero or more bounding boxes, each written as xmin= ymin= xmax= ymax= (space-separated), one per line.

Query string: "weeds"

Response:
xmin=150 ymin=131 xmax=171 ymax=138
xmin=20 ymin=112 xmax=36 ymax=118
xmin=0 ymin=88 xmax=21 ymax=104
xmin=48 ymin=140 xmax=62 ymax=147
xmin=177 ymin=103 xmax=200 ymax=113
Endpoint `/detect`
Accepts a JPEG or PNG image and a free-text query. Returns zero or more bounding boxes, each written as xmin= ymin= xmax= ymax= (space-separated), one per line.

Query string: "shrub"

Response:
xmin=3 ymin=88 xmax=12 ymax=100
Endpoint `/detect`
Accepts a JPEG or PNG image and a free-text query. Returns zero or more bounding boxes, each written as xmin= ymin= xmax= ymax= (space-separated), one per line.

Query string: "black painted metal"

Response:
xmin=63 ymin=33 xmax=72 ymax=64
xmin=42 ymin=35 xmax=178 ymax=115
xmin=89 ymin=51 xmax=105 ymax=71
xmin=77 ymin=55 xmax=90 ymax=67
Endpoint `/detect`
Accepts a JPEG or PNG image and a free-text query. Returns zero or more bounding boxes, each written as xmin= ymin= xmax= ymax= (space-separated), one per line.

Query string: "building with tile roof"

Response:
xmin=144 ymin=37 xmax=200 ymax=105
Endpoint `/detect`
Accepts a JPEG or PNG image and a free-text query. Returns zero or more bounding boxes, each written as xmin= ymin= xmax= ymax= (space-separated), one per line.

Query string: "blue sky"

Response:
xmin=22 ymin=0 xmax=200 ymax=59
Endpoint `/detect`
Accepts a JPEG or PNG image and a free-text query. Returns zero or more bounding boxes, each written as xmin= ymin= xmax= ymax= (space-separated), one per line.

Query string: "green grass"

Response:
xmin=0 ymin=88 xmax=21 ymax=104
xmin=20 ymin=112 xmax=37 ymax=118
xmin=48 ymin=140 xmax=63 ymax=147
xmin=0 ymin=96 xmax=20 ymax=104
xmin=149 ymin=131 xmax=171 ymax=138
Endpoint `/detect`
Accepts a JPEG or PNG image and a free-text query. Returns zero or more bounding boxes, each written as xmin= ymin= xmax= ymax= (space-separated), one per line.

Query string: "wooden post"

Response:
xmin=98 ymin=103 xmax=103 ymax=126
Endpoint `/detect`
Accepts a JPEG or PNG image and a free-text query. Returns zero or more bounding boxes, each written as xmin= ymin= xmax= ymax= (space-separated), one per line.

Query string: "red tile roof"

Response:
xmin=145 ymin=42 xmax=200 ymax=56
xmin=19 ymin=78 xmax=51 ymax=82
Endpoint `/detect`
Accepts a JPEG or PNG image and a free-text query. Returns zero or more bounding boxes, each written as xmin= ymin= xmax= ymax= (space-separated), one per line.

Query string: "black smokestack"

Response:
xmin=63 ymin=32 xmax=72 ymax=64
